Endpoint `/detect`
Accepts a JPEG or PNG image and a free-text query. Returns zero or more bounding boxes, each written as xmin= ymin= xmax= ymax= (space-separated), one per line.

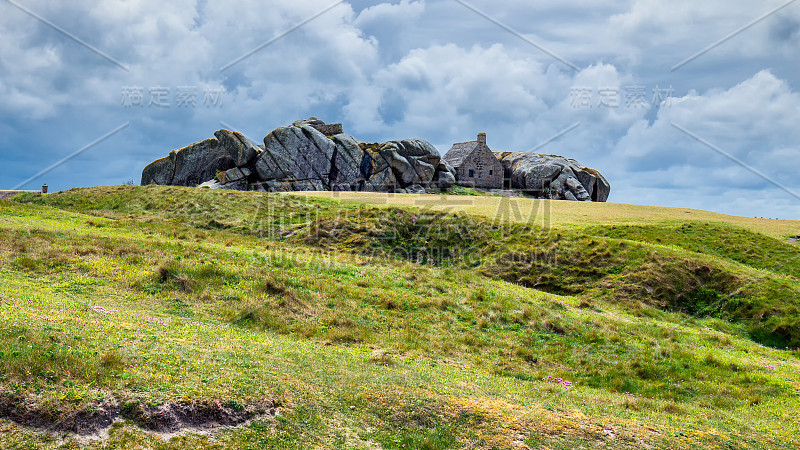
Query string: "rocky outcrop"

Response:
xmin=357 ymin=139 xmax=444 ymax=192
xmin=433 ymin=161 xmax=457 ymax=189
xmin=141 ymin=119 xmax=456 ymax=193
xmin=214 ymin=130 xmax=262 ymax=167
xmin=141 ymin=156 xmax=174 ymax=186
xmin=494 ymin=152 xmax=610 ymax=202
xmin=255 ymin=125 xmax=336 ymax=183
xmin=140 ymin=118 xmax=609 ymax=200
xmin=141 ymin=138 xmax=238 ymax=187
xmin=293 ymin=117 xmax=343 ymax=136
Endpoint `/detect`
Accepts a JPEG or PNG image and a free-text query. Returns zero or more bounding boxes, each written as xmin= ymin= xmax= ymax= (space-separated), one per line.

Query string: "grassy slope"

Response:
xmin=298 ymin=191 xmax=800 ymax=238
xmin=0 ymin=185 xmax=797 ymax=449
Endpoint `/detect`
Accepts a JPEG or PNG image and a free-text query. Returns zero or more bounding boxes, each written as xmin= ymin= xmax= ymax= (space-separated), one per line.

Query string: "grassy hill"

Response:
xmin=1 ymin=185 xmax=799 ymax=449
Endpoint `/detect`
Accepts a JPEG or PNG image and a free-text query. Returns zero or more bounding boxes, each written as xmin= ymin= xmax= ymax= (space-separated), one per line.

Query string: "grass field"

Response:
xmin=299 ymin=191 xmax=800 ymax=238
xmin=1 ymin=185 xmax=799 ymax=449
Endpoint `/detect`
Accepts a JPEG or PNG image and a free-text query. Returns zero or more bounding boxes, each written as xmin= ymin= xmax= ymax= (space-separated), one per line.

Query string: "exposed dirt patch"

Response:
xmin=0 ymin=394 xmax=278 ymax=438
xmin=0 ymin=395 xmax=119 ymax=436
xmin=120 ymin=399 xmax=277 ymax=433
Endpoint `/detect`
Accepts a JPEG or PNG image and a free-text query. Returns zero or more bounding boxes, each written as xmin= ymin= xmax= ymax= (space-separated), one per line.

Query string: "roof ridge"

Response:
xmin=442 ymin=141 xmax=480 ymax=167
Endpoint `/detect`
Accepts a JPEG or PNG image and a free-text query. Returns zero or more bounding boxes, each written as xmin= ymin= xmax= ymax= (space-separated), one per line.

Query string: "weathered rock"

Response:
xmin=261 ymin=181 xmax=294 ymax=192
xmin=390 ymin=139 xmax=440 ymax=186
xmin=142 ymin=119 xmax=470 ymax=195
xmin=564 ymin=175 xmax=590 ymax=201
xmin=199 ymin=178 xmax=248 ymax=191
xmin=436 ymin=171 xmax=457 ymax=189
xmin=405 ymin=184 xmax=427 ymax=194
xmin=292 ymin=117 xmax=325 ymax=127
xmin=141 ymin=156 xmax=174 ymax=186
xmin=255 ymin=123 xmax=443 ymax=193
xmin=357 ymin=139 xmax=442 ymax=190
xmin=358 ymin=142 xmax=397 ymax=191
xmin=331 ymin=183 xmax=354 ymax=191
xmin=567 ymin=159 xmax=611 ymax=202
xmin=434 ymin=170 xmax=456 ymax=189
xmin=495 ymin=152 xmax=609 ymax=201
xmin=330 ymin=134 xmax=368 ymax=188
xmin=357 ymin=144 xmax=391 ymax=190
xmin=386 ymin=150 xmax=417 ymax=186
xmin=214 ymin=130 xmax=262 ymax=166
xmin=293 ymin=118 xmax=344 ymax=136
xmin=511 ymin=161 xmax=561 ymax=190
xmin=255 ymin=125 xmax=335 ymax=186
xmin=438 ymin=160 xmax=456 ymax=175
xmin=432 ymin=161 xmax=457 ymax=188
xmin=365 ymin=171 xmax=398 ymax=191
xmin=171 ymin=138 xmax=237 ymax=187
xmin=291 ymin=180 xmax=326 ymax=191
xmin=216 ymin=167 xmax=251 ymax=184
xmin=595 ymin=177 xmax=610 ymax=202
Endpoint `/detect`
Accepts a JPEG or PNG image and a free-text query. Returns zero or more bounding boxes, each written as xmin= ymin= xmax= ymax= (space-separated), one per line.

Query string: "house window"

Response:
xmin=468 ymin=169 xmax=475 ymax=177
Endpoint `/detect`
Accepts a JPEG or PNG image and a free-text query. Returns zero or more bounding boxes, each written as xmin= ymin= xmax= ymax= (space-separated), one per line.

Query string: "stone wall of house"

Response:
xmin=311 ymin=123 xmax=343 ymax=136
xmin=455 ymin=145 xmax=504 ymax=188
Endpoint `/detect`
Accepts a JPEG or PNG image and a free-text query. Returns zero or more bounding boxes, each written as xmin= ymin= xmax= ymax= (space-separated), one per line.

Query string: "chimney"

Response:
xmin=477 ymin=132 xmax=486 ymax=145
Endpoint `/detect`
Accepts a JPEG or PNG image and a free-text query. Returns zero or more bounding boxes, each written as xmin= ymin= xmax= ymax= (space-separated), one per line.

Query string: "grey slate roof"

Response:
xmin=442 ymin=141 xmax=478 ymax=167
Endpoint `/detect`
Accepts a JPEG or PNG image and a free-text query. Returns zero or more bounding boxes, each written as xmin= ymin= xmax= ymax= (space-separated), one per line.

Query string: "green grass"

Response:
xmin=0 ymin=185 xmax=799 ymax=448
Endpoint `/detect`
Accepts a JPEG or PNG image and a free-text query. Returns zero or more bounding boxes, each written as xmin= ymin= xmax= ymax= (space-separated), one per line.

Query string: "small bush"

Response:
xmin=100 ymin=351 xmax=125 ymax=371
xmin=155 ymin=263 xmax=192 ymax=292
xmin=13 ymin=256 xmax=39 ymax=271
xmin=469 ymin=287 xmax=489 ymax=303
xmin=234 ymin=307 xmax=289 ymax=334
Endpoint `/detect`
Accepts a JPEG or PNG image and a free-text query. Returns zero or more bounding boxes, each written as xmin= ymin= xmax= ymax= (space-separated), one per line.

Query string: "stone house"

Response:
xmin=442 ymin=132 xmax=504 ymax=189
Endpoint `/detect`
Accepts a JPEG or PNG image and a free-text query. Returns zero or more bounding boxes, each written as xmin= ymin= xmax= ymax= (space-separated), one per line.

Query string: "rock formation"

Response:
xmin=494 ymin=152 xmax=610 ymax=202
xmin=140 ymin=118 xmax=610 ymax=201
xmin=141 ymin=118 xmax=456 ymax=193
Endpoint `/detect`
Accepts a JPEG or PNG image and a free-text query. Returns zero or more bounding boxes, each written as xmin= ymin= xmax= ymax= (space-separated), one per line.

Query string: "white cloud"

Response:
xmin=344 ymin=43 xmax=570 ymax=139
xmin=617 ymin=70 xmax=800 ymax=178
xmin=611 ymin=70 xmax=800 ymax=214
xmin=610 ymin=0 xmax=800 ymax=62
xmin=354 ymin=0 xmax=425 ymax=29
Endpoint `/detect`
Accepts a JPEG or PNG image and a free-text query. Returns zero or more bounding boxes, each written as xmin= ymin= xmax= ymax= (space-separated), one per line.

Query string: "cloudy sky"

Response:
xmin=2 ymin=0 xmax=799 ymax=219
